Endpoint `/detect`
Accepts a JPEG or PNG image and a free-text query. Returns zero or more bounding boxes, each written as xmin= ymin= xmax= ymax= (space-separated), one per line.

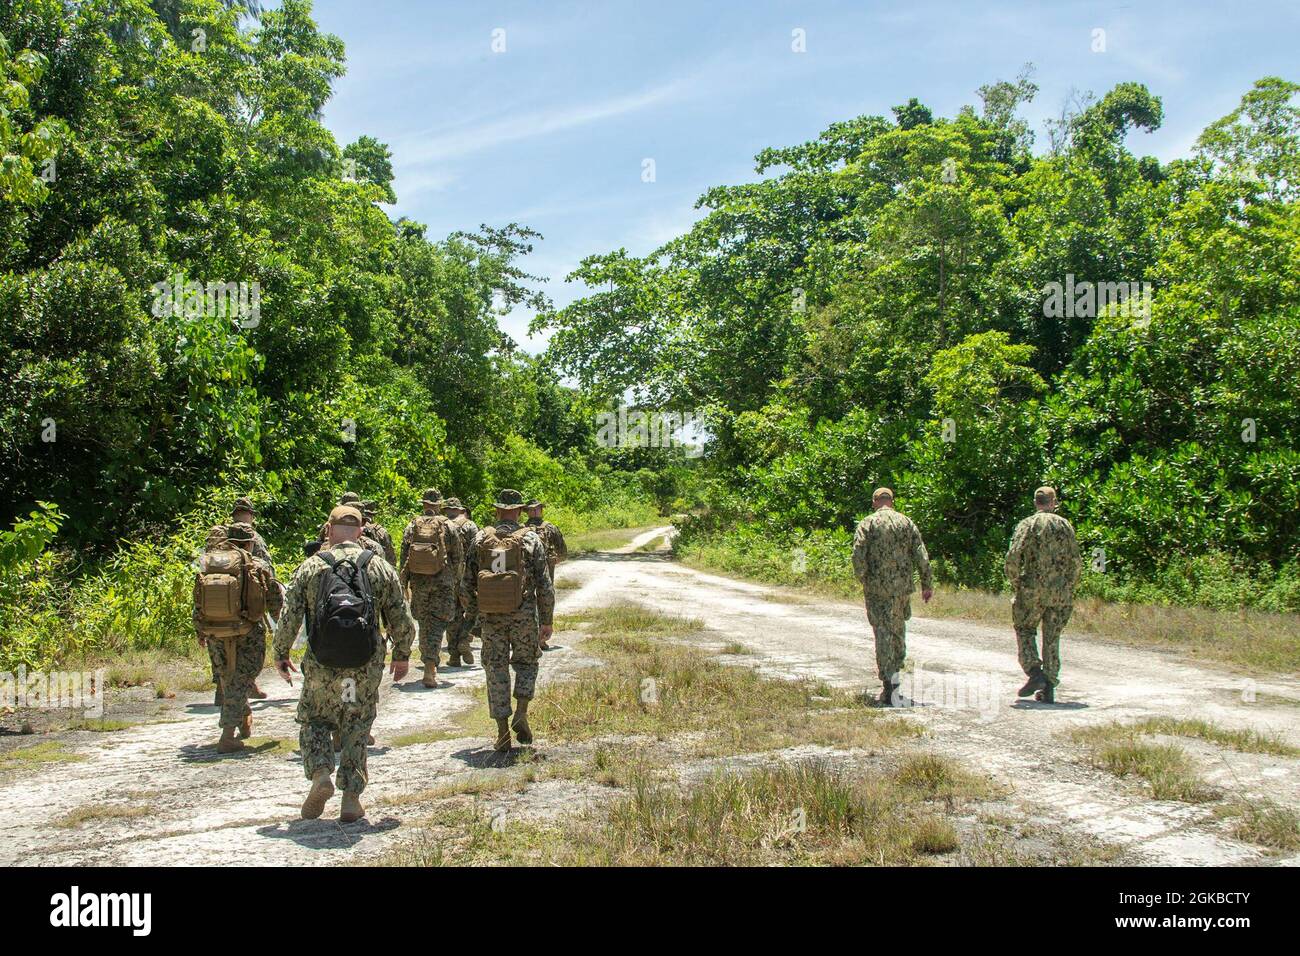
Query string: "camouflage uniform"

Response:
xmin=364 ymin=519 xmax=398 ymax=567
xmin=1005 ymin=511 xmax=1082 ymax=687
xmin=525 ymin=516 xmax=568 ymax=580
xmin=273 ymin=541 xmax=416 ymax=795
xmin=317 ymin=522 xmax=382 ymax=561
xmin=462 ymin=520 xmax=555 ymax=719
xmin=204 ymin=523 xmax=275 ymax=696
xmin=446 ymin=504 xmax=480 ymax=658
xmin=195 ymin=528 xmax=283 ymax=730
xmin=205 ymin=523 xmax=272 ymax=564
xmin=851 ymin=507 xmax=933 ymax=685
xmin=398 ymin=512 xmax=465 ymax=665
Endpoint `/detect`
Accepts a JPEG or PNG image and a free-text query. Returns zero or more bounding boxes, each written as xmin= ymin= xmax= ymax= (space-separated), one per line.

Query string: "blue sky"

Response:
xmin=305 ymin=0 xmax=1299 ymax=351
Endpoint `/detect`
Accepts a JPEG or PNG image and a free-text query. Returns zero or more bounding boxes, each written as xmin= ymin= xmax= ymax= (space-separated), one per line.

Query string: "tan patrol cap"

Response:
xmin=328 ymin=505 xmax=364 ymax=527
xmin=872 ymin=487 xmax=894 ymax=502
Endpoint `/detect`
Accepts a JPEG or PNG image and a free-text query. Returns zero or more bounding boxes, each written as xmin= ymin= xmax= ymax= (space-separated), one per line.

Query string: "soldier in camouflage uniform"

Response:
xmin=443 ymin=496 xmax=480 ymax=666
xmin=850 ymin=488 xmax=933 ymax=706
xmin=195 ymin=522 xmax=283 ymax=753
xmin=525 ymin=498 xmax=567 ymax=650
xmin=398 ymin=488 xmax=464 ymax=685
xmin=461 ymin=489 xmax=555 ymax=752
xmin=274 ymin=505 xmax=417 ymax=822
xmin=1005 ymin=487 xmax=1082 ymax=704
xmin=207 ymin=497 xmax=275 ymax=706
xmin=361 ymin=500 xmax=398 ymax=565
xmin=315 ymin=495 xmax=385 ymax=559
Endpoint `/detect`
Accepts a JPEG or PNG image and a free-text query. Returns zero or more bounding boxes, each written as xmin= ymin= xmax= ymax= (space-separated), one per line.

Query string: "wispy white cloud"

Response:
xmin=398 ymin=78 xmax=697 ymax=166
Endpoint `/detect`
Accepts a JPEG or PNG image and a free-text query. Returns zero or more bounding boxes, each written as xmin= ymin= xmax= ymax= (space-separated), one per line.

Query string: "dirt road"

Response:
xmin=3 ymin=526 xmax=1297 ymax=865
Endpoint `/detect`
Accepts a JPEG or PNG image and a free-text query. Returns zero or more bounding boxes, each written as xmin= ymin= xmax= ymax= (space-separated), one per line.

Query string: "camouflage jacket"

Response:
xmin=273 ymin=540 xmax=417 ymax=663
xmin=526 ymin=518 xmax=568 ymax=566
xmin=317 ymin=519 xmax=384 ymax=558
xmin=398 ymin=513 xmax=465 ymax=593
xmin=462 ymin=520 xmax=555 ymax=625
xmin=449 ymin=514 xmax=479 ymax=603
xmin=364 ymin=521 xmax=398 ymax=566
xmin=1005 ymin=511 xmax=1081 ymax=605
xmin=851 ymin=507 xmax=933 ymax=600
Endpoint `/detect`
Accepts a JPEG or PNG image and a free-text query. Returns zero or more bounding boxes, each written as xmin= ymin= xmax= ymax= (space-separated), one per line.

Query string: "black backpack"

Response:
xmin=309 ymin=550 xmax=380 ymax=667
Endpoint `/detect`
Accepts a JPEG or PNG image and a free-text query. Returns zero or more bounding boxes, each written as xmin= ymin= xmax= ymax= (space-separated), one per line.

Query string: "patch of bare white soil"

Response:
xmin=2 ymin=525 xmax=1296 ymax=866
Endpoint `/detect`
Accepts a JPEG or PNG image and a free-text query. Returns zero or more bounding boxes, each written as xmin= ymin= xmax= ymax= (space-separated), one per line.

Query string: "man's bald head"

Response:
xmin=1034 ymin=486 xmax=1058 ymax=511
xmin=872 ymin=487 xmax=894 ymax=510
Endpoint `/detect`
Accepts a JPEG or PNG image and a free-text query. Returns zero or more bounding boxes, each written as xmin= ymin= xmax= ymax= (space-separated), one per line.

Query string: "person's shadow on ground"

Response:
xmin=256 ymin=815 xmax=401 ymax=850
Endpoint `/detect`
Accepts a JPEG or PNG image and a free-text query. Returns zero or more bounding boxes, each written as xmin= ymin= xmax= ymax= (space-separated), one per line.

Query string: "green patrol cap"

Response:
xmin=421 ymin=488 xmax=443 ymax=506
xmin=443 ymin=497 xmax=465 ymax=511
xmin=339 ymin=491 xmax=361 ymax=505
xmin=494 ymin=489 xmax=526 ymax=509
xmin=362 ymin=499 xmax=378 ymax=517
xmin=231 ymin=496 xmax=256 ymax=517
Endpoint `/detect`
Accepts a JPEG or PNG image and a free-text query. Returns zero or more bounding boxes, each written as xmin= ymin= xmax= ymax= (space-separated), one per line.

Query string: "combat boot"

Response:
xmin=446 ymin=651 xmax=461 ymax=667
xmin=422 ymin=666 xmax=438 ymax=688
xmin=250 ymin=682 xmax=267 ymax=700
xmin=493 ymin=717 xmax=512 ymax=753
xmin=1035 ymin=685 xmax=1056 ymax=704
xmin=340 ymin=791 xmax=364 ymax=823
xmin=1018 ymin=667 xmax=1049 ymax=698
xmin=511 ymin=698 xmax=533 ymax=745
xmin=301 ymin=770 xmax=334 ymax=820
xmin=213 ymin=686 xmax=223 ymax=707
xmin=217 ymin=726 xmax=244 ymax=753
xmin=877 ymin=681 xmax=896 ymax=707
xmin=238 ymin=714 xmax=252 ymax=739
xmin=461 ymin=646 xmax=474 ymax=665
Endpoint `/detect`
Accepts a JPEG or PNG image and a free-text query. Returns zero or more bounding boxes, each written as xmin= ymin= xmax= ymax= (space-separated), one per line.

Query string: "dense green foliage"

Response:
xmin=0 ymin=1 xmax=662 ymax=669
xmin=539 ymin=71 xmax=1300 ymax=608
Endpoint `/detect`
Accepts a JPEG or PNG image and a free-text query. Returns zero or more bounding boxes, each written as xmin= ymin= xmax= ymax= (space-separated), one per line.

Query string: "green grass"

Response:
xmin=1216 ymin=799 xmax=1300 ymax=851
xmin=676 ymin=527 xmax=1300 ymax=673
xmin=537 ymin=603 xmax=920 ymax=755
xmin=1071 ymin=718 xmax=1298 ymax=756
xmin=54 ymin=803 xmax=153 ymax=828
xmin=1070 ymin=725 xmax=1220 ymax=803
xmin=566 ymin=524 xmax=662 ymax=554
xmin=66 ymin=718 xmax=134 ymax=732
xmin=374 ymin=755 xmax=1005 ymax=867
xmin=636 ymin=534 xmax=670 ymax=552
xmin=0 ymin=741 xmax=85 ymax=769
xmin=97 ymin=647 xmax=214 ymax=699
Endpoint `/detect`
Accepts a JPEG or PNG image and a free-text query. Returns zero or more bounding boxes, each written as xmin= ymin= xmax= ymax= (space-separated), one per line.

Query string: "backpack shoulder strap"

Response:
xmin=355 ymin=549 xmax=374 ymax=572
xmin=319 ymin=551 xmax=338 ymax=570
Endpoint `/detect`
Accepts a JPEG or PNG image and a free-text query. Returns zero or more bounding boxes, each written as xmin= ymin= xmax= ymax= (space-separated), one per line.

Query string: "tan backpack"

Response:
xmin=476 ymin=528 xmax=529 ymax=614
xmin=406 ymin=514 xmax=448 ymax=576
xmin=194 ymin=547 xmax=268 ymax=639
